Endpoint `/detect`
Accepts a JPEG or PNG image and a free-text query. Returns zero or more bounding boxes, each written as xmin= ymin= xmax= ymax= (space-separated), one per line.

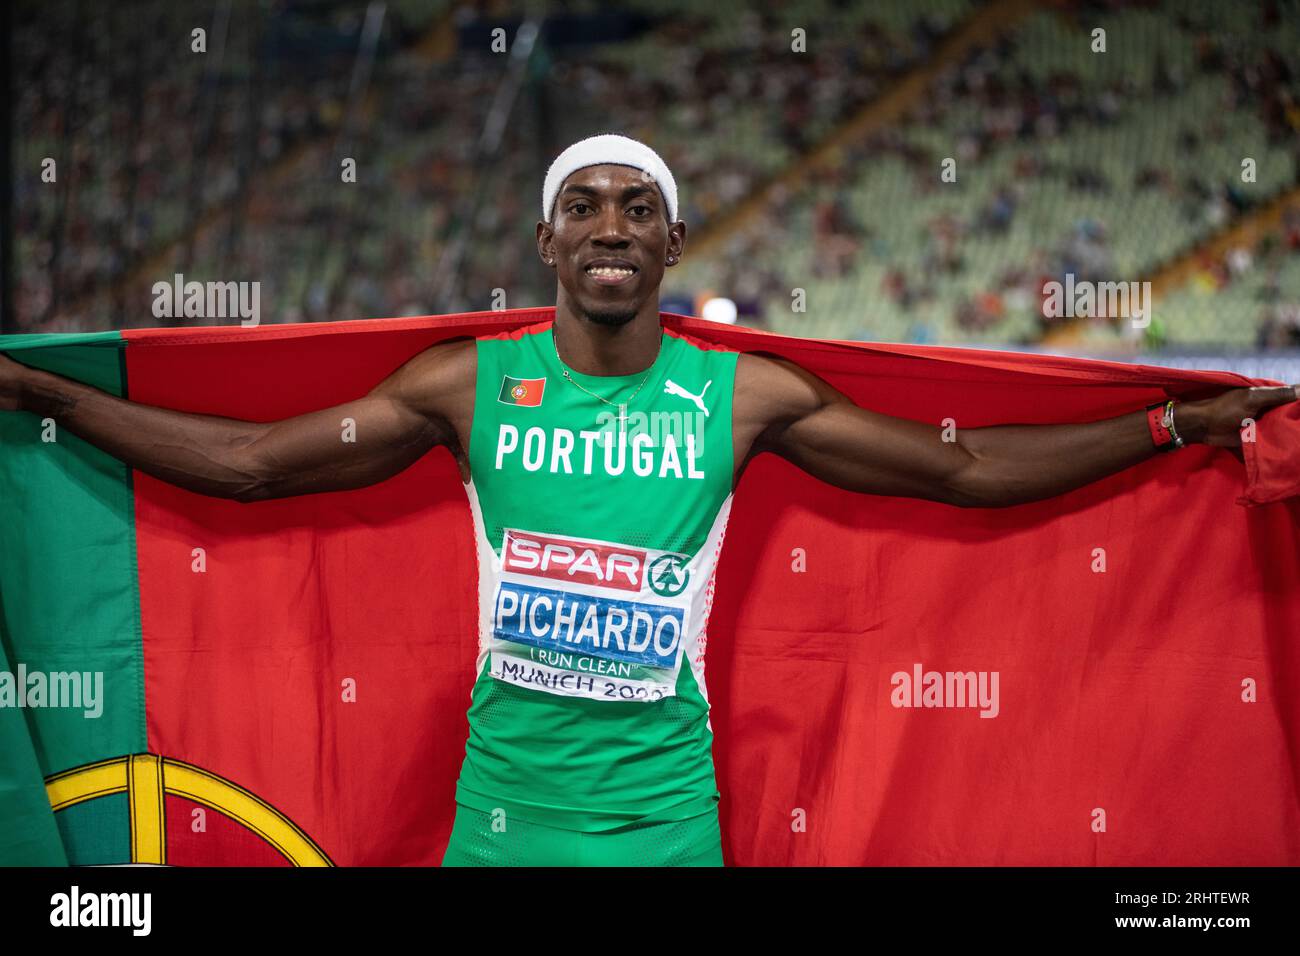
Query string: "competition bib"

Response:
xmin=486 ymin=528 xmax=694 ymax=702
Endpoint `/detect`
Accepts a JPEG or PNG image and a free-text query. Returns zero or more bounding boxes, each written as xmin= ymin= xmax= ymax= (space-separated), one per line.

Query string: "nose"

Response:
xmin=590 ymin=203 xmax=631 ymax=249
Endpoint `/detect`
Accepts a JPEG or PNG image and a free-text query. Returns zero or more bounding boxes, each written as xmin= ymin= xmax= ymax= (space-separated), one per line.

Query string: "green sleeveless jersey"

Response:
xmin=455 ymin=316 xmax=739 ymax=832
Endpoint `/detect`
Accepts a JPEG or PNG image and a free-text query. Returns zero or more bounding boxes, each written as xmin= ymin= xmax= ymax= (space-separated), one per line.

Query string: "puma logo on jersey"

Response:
xmin=664 ymin=379 xmax=711 ymax=417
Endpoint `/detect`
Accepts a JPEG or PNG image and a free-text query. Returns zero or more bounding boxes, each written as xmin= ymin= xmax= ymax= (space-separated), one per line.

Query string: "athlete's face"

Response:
xmin=538 ymin=164 xmax=686 ymax=326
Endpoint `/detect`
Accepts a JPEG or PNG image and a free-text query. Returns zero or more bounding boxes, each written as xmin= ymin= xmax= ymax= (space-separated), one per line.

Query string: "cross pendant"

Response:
xmin=617 ymin=403 xmax=628 ymax=436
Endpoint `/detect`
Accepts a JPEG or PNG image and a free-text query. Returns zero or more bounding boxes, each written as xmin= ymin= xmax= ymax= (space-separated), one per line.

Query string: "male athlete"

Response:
xmin=1 ymin=134 xmax=1296 ymax=867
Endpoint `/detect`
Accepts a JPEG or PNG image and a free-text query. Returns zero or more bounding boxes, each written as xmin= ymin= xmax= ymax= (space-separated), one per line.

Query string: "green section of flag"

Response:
xmin=0 ymin=637 xmax=67 ymax=864
xmin=0 ymin=332 xmax=146 ymax=865
xmin=55 ymin=791 xmax=131 ymax=866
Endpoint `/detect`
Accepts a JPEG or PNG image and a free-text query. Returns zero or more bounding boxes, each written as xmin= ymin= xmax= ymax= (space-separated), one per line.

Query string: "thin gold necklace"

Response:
xmin=553 ymin=325 xmax=663 ymax=436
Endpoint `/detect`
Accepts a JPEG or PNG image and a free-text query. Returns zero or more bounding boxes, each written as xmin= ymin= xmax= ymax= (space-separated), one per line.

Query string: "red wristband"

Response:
xmin=1146 ymin=402 xmax=1174 ymax=451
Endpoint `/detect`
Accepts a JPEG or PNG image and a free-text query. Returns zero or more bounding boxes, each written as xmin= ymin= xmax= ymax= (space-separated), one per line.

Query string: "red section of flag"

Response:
xmin=1240 ymin=398 xmax=1300 ymax=505
xmin=163 ymin=796 xmax=292 ymax=867
xmin=124 ymin=309 xmax=1300 ymax=865
xmin=128 ymin=323 xmax=483 ymax=866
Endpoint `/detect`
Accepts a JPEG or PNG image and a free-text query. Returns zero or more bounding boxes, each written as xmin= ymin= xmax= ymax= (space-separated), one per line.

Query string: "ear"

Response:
xmin=536 ymin=220 xmax=557 ymax=268
xmin=666 ymin=219 xmax=687 ymax=266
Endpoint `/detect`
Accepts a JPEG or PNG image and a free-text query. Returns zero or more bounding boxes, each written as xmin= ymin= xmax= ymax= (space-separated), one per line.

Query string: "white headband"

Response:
xmin=542 ymin=133 xmax=678 ymax=223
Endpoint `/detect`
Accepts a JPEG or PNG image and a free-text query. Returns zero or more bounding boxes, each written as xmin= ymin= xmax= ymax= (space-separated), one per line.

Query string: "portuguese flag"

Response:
xmin=1 ymin=309 xmax=1298 ymax=866
xmin=498 ymin=374 xmax=546 ymax=407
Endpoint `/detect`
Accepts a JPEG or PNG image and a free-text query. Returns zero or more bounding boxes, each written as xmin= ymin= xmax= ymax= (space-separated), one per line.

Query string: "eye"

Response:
xmin=569 ymin=202 xmax=593 ymax=214
xmin=629 ymin=204 xmax=652 ymax=217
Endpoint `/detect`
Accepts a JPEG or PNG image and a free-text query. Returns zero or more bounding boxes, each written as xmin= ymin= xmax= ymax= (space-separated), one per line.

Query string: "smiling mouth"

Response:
xmin=585 ymin=264 xmax=637 ymax=286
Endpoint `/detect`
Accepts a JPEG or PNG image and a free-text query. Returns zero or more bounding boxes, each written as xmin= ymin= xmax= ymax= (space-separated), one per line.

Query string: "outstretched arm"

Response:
xmin=0 ymin=340 xmax=473 ymax=502
xmin=738 ymin=353 xmax=1299 ymax=508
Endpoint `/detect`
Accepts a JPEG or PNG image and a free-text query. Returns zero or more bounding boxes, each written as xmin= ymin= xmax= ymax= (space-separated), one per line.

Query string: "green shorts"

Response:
xmin=440 ymin=803 xmax=724 ymax=867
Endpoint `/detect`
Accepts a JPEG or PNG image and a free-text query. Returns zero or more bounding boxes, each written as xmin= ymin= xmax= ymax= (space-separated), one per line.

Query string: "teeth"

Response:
xmin=587 ymin=266 xmax=634 ymax=277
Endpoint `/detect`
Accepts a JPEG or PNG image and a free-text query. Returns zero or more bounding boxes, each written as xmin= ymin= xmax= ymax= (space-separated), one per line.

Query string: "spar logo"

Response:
xmin=45 ymin=753 xmax=332 ymax=866
xmin=502 ymin=529 xmax=691 ymax=596
xmin=647 ymin=553 xmax=688 ymax=597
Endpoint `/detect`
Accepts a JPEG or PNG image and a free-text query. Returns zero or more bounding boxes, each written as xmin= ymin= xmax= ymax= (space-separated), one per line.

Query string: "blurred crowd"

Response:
xmin=9 ymin=0 xmax=1300 ymax=350
xmin=1193 ymin=208 xmax=1300 ymax=349
xmin=693 ymin=0 xmax=1300 ymax=345
xmin=10 ymin=0 xmax=980 ymax=332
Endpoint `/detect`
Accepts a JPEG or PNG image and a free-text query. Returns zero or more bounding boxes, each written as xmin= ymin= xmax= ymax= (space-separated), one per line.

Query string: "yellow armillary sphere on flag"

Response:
xmin=45 ymin=754 xmax=332 ymax=866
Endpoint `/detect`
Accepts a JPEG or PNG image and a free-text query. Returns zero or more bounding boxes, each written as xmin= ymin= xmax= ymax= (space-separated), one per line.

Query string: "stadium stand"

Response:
xmin=9 ymin=0 xmax=1300 ymax=356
